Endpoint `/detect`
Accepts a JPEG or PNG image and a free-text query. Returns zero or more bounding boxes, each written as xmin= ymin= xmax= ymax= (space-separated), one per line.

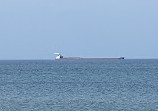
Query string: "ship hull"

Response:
xmin=56 ymin=57 xmax=124 ymax=60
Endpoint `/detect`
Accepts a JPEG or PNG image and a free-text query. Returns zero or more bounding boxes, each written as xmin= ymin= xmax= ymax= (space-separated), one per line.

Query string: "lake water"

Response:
xmin=0 ymin=60 xmax=158 ymax=111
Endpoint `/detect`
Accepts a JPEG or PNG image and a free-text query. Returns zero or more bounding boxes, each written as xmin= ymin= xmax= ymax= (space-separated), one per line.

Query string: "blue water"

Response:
xmin=0 ymin=60 xmax=158 ymax=111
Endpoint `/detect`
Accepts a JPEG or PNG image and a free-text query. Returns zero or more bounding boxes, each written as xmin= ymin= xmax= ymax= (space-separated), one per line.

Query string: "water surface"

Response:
xmin=0 ymin=60 xmax=158 ymax=111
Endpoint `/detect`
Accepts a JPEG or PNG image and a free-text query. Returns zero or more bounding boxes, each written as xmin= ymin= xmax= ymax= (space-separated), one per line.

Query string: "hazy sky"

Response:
xmin=0 ymin=0 xmax=158 ymax=59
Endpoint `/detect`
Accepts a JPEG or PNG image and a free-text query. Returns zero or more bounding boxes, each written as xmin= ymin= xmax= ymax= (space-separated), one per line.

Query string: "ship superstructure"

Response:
xmin=54 ymin=53 xmax=63 ymax=60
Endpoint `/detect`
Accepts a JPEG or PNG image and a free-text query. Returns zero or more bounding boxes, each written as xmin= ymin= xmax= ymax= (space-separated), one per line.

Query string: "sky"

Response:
xmin=0 ymin=0 xmax=158 ymax=59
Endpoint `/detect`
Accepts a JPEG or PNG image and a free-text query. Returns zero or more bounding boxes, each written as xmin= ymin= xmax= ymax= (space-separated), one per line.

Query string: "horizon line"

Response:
xmin=0 ymin=58 xmax=158 ymax=60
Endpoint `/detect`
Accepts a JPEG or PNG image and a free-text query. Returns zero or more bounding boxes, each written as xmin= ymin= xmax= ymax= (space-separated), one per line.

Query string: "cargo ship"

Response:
xmin=54 ymin=53 xmax=124 ymax=60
